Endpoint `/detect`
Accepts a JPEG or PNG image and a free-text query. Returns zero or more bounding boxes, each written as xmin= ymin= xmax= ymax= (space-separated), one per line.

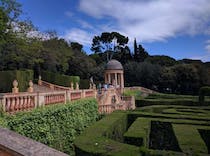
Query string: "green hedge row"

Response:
xmin=1 ymin=98 xmax=98 ymax=155
xmin=199 ymin=86 xmax=210 ymax=104
xmin=0 ymin=70 xmax=33 ymax=93
xmin=74 ymin=105 xmax=210 ymax=155
xmin=136 ymin=99 xmax=210 ymax=107
xmin=41 ymin=70 xmax=80 ymax=88
xmin=80 ymin=79 xmax=89 ymax=89
xmin=74 ymin=111 xmax=139 ymax=156
xmin=74 ymin=105 xmax=210 ymax=156
xmin=146 ymin=93 xmax=197 ymax=100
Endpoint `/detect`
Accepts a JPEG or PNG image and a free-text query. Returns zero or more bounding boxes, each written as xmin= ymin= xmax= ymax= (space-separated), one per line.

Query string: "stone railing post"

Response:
xmin=76 ymin=82 xmax=79 ymax=90
xmin=82 ymin=90 xmax=85 ymax=98
xmin=0 ymin=95 xmax=6 ymax=112
xmin=37 ymin=92 xmax=45 ymax=107
xmin=70 ymin=82 xmax=74 ymax=90
xmin=38 ymin=75 xmax=42 ymax=85
xmin=66 ymin=90 xmax=71 ymax=102
xmin=27 ymin=80 xmax=34 ymax=93
xmin=12 ymin=80 xmax=19 ymax=93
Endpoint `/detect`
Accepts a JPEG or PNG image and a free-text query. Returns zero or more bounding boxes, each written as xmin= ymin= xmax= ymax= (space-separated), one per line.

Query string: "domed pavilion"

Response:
xmin=104 ymin=59 xmax=124 ymax=88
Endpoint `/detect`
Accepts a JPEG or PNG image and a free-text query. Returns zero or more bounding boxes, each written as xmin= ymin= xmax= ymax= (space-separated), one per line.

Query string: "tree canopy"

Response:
xmin=91 ymin=32 xmax=129 ymax=61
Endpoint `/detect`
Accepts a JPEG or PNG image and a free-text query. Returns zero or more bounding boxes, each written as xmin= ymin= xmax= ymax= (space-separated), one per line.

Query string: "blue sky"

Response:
xmin=17 ymin=0 xmax=210 ymax=62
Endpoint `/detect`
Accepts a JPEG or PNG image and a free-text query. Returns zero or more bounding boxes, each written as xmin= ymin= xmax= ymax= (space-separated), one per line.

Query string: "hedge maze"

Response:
xmin=74 ymin=105 xmax=210 ymax=156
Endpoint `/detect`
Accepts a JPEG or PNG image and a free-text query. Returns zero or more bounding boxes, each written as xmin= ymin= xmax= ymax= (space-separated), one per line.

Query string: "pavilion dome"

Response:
xmin=105 ymin=59 xmax=123 ymax=70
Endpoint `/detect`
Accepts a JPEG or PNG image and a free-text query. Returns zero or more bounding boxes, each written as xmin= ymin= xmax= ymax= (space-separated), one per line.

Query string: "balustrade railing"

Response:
xmin=84 ymin=90 xmax=94 ymax=97
xmin=40 ymin=91 xmax=66 ymax=105
xmin=41 ymin=80 xmax=70 ymax=91
xmin=98 ymin=104 xmax=114 ymax=114
xmin=0 ymin=89 xmax=95 ymax=113
xmin=0 ymin=93 xmax=36 ymax=113
xmin=70 ymin=91 xmax=82 ymax=101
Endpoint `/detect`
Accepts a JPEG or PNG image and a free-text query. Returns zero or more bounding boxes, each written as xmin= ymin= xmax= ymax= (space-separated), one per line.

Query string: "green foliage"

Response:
xmin=91 ymin=32 xmax=129 ymax=61
xmin=135 ymin=92 xmax=210 ymax=107
xmin=41 ymin=70 xmax=79 ymax=88
xmin=74 ymin=112 xmax=139 ymax=156
xmin=134 ymin=43 xmax=149 ymax=62
xmin=123 ymin=89 xmax=141 ymax=98
xmin=80 ymin=79 xmax=90 ymax=89
xmin=41 ymin=38 xmax=73 ymax=73
xmin=75 ymin=105 xmax=210 ymax=155
xmin=0 ymin=69 xmax=33 ymax=92
xmin=71 ymin=42 xmax=83 ymax=51
xmin=199 ymin=86 xmax=210 ymax=104
xmin=2 ymin=98 xmax=98 ymax=155
xmin=145 ymin=55 xmax=177 ymax=66
xmin=124 ymin=61 xmax=161 ymax=88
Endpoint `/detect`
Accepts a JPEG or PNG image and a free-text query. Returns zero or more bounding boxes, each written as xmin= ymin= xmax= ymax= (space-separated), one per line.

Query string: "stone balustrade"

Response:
xmin=0 ymin=127 xmax=68 ymax=156
xmin=40 ymin=80 xmax=75 ymax=91
xmin=41 ymin=91 xmax=66 ymax=105
xmin=0 ymin=89 xmax=96 ymax=114
xmin=0 ymin=92 xmax=37 ymax=113
xmin=98 ymin=104 xmax=114 ymax=114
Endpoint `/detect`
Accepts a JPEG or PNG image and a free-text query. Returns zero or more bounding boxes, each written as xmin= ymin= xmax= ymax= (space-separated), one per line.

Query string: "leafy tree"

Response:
xmin=0 ymin=0 xmax=22 ymax=22
xmin=124 ymin=61 xmax=161 ymax=89
xmin=71 ymin=42 xmax=83 ymax=51
xmin=172 ymin=64 xmax=200 ymax=94
xmin=158 ymin=67 xmax=176 ymax=93
xmin=145 ymin=55 xmax=177 ymax=66
xmin=114 ymin=46 xmax=132 ymax=64
xmin=0 ymin=7 xmax=9 ymax=51
xmin=41 ymin=38 xmax=72 ymax=73
xmin=133 ymin=38 xmax=149 ymax=62
xmin=91 ymin=32 xmax=129 ymax=61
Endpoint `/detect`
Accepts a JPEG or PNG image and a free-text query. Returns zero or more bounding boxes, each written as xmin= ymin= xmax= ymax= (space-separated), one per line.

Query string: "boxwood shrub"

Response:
xmin=199 ymin=86 xmax=210 ymax=105
xmin=0 ymin=70 xmax=33 ymax=93
xmin=1 ymin=98 xmax=98 ymax=155
xmin=41 ymin=70 xmax=80 ymax=88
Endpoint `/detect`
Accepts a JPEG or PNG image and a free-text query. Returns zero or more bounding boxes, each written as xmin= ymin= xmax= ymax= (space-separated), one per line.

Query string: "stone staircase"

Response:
xmin=33 ymin=84 xmax=53 ymax=92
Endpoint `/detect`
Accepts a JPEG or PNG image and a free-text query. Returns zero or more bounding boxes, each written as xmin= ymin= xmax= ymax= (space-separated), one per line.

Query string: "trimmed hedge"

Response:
xmin=199 ymin=86 xmax=210 ymax=104
xmin=80 ymin=79 xmax=89 ymax=89
xmin=74 ymin=105 xmax=210 ymax=155
xmin=74 ymin=111 xmax=139 ymax=156
xmin=146 ymin=93 xmax=197 ymax=100
xmin=0 ymin=70 xmax=33 ymax=92
xmin=41 ymin=70 xmax=80 ymax=88
xmin=0 ymin=98 xmax=98 ymax=155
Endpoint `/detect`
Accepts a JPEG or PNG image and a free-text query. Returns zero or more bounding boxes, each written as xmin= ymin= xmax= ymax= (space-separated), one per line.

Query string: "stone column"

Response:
xmin=104 ymin=73 xmax=107 ymax=84
xmin=108 ymin=73 xmax=111 ymax=84
xmin=121 ymin=73 xmax=124 ymax=88
xmin=115 ymin=73 xmax=117 ymax=87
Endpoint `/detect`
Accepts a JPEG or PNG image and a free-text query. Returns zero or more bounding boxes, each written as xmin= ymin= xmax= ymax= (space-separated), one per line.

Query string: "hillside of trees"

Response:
xmin=0 ymin=0 xmax=210 ymax=95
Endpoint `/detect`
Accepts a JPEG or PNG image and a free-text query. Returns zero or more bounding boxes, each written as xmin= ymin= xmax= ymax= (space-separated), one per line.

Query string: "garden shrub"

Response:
xmin=123 ymin=89 xmax=141 ymax=98
xmin=74 ymin=111 xmax=139 ymax=156
xmin=80 ymin=79 xmax=89 ymax=89
xmin=74 ymin=105 xmax=210 ymax=155
xmin=2 ymin=98 xmax=98 ymax=155
xmin=199 ymin=86 xmax=210 ymax=105
xmin=41 ymin=70 xmax=80 ymax=88
xmin=0 ymin=70 xmax=33 ymax=92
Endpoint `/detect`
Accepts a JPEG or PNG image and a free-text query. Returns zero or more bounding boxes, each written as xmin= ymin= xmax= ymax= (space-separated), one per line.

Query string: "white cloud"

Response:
xmin=205 ymin=40 xmax=210 ymax=53
xmin=63 ymin=28 xmax=94 ymax=45
xmin=65 ymin=11 xmax=74 ymax=17
xmin=77 ymin=19 xmax=94 ymax=29
xmin=79 ymin=0 xmax=210 ymax=42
